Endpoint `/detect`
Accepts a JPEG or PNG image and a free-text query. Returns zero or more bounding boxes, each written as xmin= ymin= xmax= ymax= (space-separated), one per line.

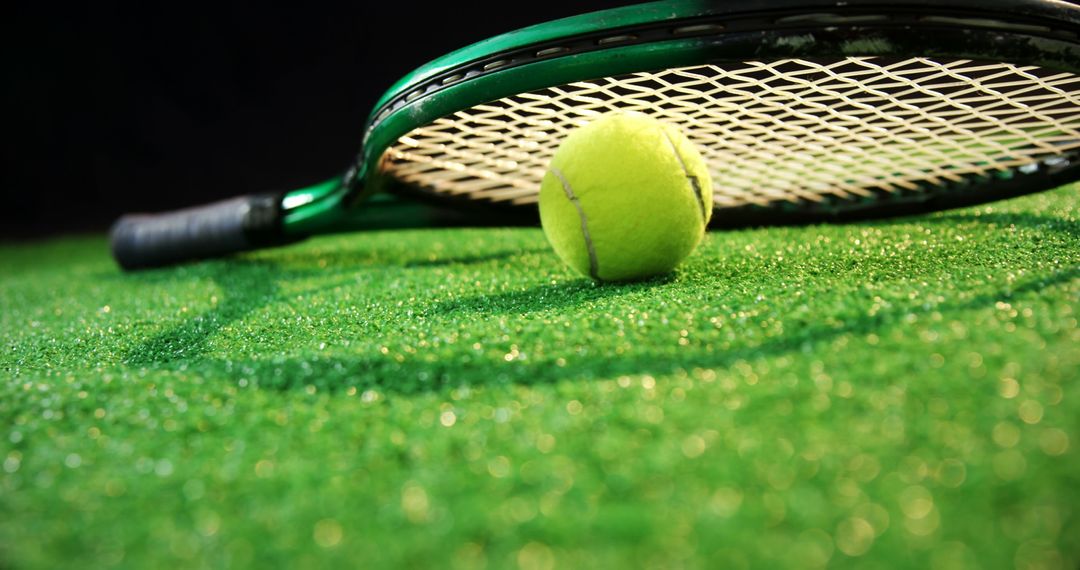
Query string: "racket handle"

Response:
xmin=110 ymin=193 xmax=301 ymax=270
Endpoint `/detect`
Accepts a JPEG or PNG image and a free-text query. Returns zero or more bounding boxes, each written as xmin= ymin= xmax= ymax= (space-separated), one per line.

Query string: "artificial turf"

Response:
xmin=1 ymin=186 xmax=1078 ymax=569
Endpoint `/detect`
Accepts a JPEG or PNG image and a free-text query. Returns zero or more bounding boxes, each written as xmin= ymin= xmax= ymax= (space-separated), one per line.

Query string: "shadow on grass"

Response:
xmin=119 ymin=210 xmax=1078 ymax=390
xmin=404 ymin=247 xmax=550 ymax=268
xmin=120 ymin=251 xmax=414 ymax=365
xmin=120 ymin=243 xmax=549 ymax=365
xmin=122 ymin=260 xmax=285 ymax=365
xmin=433 ymin=274 xmax=677 ymax=316
xmin=176 ymin=265 xmax=1078 ymax=394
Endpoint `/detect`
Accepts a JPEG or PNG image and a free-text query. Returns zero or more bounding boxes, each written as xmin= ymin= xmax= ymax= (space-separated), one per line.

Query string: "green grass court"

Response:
xmin=1 ymin=187 xmax=1077 ymax=569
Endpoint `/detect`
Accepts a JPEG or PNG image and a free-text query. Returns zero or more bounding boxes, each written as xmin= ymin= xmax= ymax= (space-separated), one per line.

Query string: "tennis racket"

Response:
xmin=110 ymin=0 xmax=1080 ymax=269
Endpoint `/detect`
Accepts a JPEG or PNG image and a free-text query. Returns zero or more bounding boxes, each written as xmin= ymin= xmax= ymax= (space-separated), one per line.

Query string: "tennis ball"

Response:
xmin=539 ymin=112 xmax=713 ymax=282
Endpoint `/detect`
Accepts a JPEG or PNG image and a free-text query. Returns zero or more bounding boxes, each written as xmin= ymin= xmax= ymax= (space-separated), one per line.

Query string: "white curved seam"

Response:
xmin=660 ymin=128 xmax=708 ymax=221
xmin=549 ymin=166 xmax=599 ymax=280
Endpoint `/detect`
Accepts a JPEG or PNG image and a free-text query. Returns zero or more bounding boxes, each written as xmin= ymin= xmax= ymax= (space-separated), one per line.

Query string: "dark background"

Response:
xmin=4 ymin=2 xmax=636 ymax=239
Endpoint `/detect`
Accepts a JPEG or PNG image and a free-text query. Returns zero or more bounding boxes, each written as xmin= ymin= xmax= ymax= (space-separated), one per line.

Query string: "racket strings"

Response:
xmin=380 ymin=57 xmax=1080 ymax=208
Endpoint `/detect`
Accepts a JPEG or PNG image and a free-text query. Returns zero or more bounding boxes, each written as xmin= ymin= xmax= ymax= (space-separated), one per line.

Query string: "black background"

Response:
xmin=4 ymin=2 xmax=636 ymax=239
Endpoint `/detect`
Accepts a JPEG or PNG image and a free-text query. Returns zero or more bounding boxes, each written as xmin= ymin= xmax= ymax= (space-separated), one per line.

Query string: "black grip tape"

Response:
xmin=110 ymin=193 xmax=300 ymax=270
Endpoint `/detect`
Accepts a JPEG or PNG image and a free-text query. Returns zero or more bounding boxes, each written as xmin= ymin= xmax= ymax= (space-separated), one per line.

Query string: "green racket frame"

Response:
xmin=110 ymin=0 xmax=1080 ymax=269
xmin=282 ymin=0 xmax=1080 ymax=236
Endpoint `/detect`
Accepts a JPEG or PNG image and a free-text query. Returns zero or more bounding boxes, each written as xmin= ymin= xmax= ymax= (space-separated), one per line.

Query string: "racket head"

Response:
xmin=284 ymin=0 xmax=1080 ymax=234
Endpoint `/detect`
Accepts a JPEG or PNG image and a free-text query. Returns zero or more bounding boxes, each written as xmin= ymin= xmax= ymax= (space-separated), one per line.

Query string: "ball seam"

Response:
xmin=660 ymin=127 xmax=708 ymax=223
xmin=548 ymin=166 xmax=600 ymax=280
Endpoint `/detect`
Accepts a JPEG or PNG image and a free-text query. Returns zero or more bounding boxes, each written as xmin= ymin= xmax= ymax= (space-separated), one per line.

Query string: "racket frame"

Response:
xmin=278 ymin=0 xmax=1080 ymax=237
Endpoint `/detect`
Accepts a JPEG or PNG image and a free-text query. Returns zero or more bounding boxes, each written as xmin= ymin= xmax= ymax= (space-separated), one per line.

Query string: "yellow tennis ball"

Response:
xmin=539 ymin=112 xmax=713 ymax=282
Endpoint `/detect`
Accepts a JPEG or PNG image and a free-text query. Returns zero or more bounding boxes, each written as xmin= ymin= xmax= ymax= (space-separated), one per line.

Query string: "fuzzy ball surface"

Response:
xmin=539 ymin=112 xmax=713 ymax=282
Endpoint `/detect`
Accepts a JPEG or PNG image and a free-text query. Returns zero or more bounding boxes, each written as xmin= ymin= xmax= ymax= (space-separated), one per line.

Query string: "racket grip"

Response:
xmin=110 ymin=193 xmax=301 ymax=270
